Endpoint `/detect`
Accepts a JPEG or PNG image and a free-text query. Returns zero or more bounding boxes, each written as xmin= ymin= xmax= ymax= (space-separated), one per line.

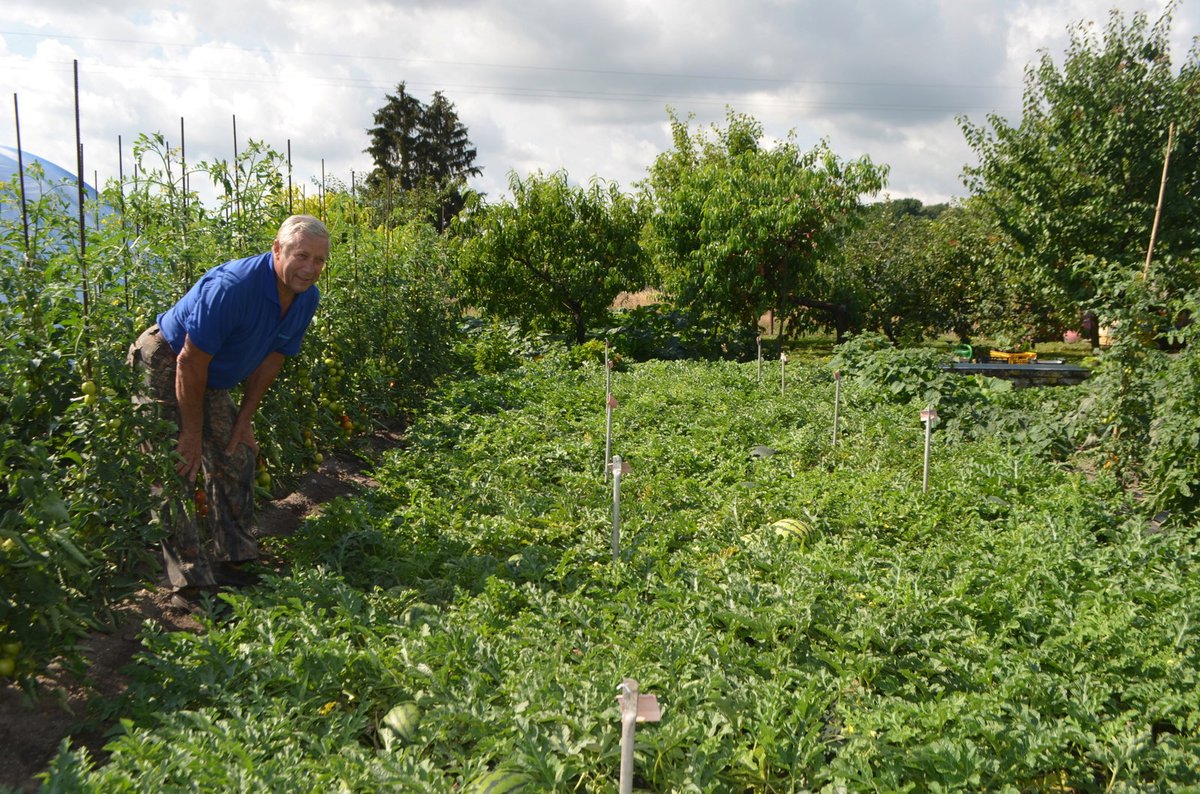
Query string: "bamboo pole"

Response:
xmin=1143 ymin=122 xmax=1175 ymax=280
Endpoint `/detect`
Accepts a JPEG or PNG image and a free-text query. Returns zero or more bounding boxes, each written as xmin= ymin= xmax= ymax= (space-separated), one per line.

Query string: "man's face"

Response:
xmin=273 ymin=233 xmax=329 ymax=296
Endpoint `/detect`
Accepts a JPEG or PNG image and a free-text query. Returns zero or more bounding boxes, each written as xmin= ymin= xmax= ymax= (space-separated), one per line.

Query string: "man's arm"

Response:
xmin=175 ymin=335 xmax=213 ymax=482
xmin=225 ymin=351 xmax=286 ymax=458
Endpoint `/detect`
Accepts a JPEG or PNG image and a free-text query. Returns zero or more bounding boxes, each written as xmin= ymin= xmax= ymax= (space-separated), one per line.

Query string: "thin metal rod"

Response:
xmin=232 ymin=114 xmax=241 ymax=233
xmin=73 ymin=60 xmax=90 ymax=320
xmin=832 ymin=371 xmax=841 ymax=447
xmin=287 ymin=139 xmax=293 ymax=215
xmin=13 ymin=93 xmax=30 ymax=254
xmin=922 ymin=411 xmax=933 ymax=493
xmin=118 ymin=134 xmax=130 ymax=311
xmin=611 ymin=455 xmax=622 ymax=561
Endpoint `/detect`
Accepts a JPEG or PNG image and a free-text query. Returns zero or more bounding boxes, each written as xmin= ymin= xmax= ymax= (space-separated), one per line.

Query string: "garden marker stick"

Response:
xmin=611 ymin=455 xmax=624 ymax=560
xmin=605 ymin=338 xmax=612 ymax=394
xmin=617 ymin=678 xmax=661 ymax=794
xmin=920 ymin=406 xmax=938 ymax=493
xmin=780 ymin=351 xmax=789 ymax=395
xmin=832 ymin=370 xmax=841 ymax=447
xmin=604 ymin=392 xmax=617 ymax=481
xmin=757 ymin=335 xmax=763 ymax=383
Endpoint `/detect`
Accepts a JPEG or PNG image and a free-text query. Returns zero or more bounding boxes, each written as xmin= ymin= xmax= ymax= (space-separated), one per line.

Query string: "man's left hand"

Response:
xmin=226 ymin=418 xmax=259 ymax=458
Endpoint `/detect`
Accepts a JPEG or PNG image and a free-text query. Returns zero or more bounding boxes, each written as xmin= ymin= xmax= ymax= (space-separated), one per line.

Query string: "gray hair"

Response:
xmin=276 ymin=214 xmax=330 ymax=248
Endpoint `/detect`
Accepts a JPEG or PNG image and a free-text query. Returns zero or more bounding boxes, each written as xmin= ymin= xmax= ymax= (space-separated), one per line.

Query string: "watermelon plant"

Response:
xmin=40 ymin=349 xmax=1200 ymax=790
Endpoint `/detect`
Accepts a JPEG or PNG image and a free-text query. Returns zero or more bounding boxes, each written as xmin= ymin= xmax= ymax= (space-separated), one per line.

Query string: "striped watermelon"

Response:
xmin=771 ymin=517 xmax=810 ymax=541
xmin=466 ymin=769 xmax=533 ymax=793
xmin=380 ymin=701 xmax=421 ymax=749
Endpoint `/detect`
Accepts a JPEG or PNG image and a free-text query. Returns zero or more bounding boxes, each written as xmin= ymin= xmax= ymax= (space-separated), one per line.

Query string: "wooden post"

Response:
xmin=1144 ymin=123 xmax=1175 ymax=281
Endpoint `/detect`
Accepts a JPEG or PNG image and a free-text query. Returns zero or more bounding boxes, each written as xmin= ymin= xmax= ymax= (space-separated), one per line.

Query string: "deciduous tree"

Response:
xmin=641 ymin=110 xmax=887 ymax=339
xmin=961 ymin=6 xmax=1200 ymax=345
xmin=455 ymin=171 xmax=646 ymax=345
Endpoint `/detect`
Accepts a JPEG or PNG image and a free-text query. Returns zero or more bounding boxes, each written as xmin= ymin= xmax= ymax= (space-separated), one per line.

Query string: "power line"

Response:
xmin=0 ymin=54 xmax=1021 ymax=118
xmin=0 ymin=28 xmax=1021 ymax=93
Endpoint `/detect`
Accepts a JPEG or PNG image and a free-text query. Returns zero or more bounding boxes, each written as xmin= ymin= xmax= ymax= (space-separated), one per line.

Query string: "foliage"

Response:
xmin=608 ymin=301 xmax=757 ymax=362
xmin=455 ymin=170 xmax=647 ymax=345
xmin=641 ymin=109 xmax=888 ymax=338
xmin=44 ymin=354 xmax=1200 ymax=791
xmin=0 ymin=178 xmax=170 ymax=683
xmin=0 ymin=137 xmax=463 ymax=684
xmin=961 ymin=5 xmax=1200 ymax=342
xmin=833 ymin=199 xmax=1018 ymax=344
xmin=830 ymin=333 xmax=1076 ymax=459
xmin=1072 ymin=271 xmax=1200 ymax=514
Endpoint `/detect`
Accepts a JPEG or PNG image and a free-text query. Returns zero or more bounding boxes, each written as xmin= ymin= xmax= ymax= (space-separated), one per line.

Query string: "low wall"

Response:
xmin=943 ymin=362 xmax=1091 ymax=388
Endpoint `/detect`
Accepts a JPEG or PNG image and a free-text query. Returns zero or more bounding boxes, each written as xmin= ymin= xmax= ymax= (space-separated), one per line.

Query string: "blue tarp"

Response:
xmin=0 ymin=144 xmax=101 ymax=214
xmin=0 ymin=146 xmax=113 ymax=259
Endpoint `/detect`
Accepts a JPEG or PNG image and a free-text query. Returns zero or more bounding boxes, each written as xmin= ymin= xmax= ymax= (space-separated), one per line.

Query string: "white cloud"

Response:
xmin=1 ymin=0 xmax=1194 ymax=210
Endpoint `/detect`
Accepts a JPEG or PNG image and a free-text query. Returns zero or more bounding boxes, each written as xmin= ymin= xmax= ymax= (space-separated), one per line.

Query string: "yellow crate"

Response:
xmin=989 ymin=350 xmax=1037 ymax=364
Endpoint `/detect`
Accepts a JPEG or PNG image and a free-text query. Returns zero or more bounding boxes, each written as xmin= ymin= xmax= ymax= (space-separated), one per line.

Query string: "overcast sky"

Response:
xmin=2 ymin=1 xmax=1196 ymax=209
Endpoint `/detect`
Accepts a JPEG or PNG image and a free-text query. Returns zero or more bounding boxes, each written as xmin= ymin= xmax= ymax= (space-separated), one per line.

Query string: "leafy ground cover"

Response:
xmin=37 ymin=353 xmax=1200 ymax=792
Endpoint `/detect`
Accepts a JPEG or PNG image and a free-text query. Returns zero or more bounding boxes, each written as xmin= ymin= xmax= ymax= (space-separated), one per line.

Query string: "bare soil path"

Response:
xmin=0 ymin=425 xmax=403 ymax=792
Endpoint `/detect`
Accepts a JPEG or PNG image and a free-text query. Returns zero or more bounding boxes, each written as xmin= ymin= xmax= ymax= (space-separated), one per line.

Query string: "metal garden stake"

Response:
xmin=610 ymin=454 xmax=628 ymax=561
xmin=604 ymin=392 xmax=617 ymax=480
xmin=921 ymin=406 xmax=938 ymax=492
xmin=832 ymin=369 xmax=841 ymax=447
xmin=605 ymin=338 xmax=612 ymax=395
xmin=617 ymin=678 xmax=661 ymax=794
xmin=756 ymin=334 xmax=763 ymax=383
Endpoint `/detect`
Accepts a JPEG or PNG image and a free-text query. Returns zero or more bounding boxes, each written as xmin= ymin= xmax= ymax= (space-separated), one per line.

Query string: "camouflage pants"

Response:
xmin=128 ymin=325 xmax=258 ymax=590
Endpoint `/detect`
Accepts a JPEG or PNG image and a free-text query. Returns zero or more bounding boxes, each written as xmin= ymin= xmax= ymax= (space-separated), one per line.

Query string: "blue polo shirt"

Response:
xmin=157 ymin=251 xmax=320 ymax=389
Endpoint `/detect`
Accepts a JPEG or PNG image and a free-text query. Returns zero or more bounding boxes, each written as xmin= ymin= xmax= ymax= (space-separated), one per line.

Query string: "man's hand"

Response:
xmin=225 ymin=418 xmax=259 ymax=458
xmin=175 ymin=431 xmax=203 ymax=482
xmin=175 ymin=336 xmax=212 ymax=483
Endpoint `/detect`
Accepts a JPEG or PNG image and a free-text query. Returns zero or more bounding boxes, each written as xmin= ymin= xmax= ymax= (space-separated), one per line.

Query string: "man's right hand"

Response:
xmin=174 ymin=336 xmax=213 ymax=483
xmin=175 ymin=432 xmax=203 ymax=482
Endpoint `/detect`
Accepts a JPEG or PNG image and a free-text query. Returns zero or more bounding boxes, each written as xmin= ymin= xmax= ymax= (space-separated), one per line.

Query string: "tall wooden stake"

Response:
xmin=1144 ymin=122 xmax=1175 ymax=280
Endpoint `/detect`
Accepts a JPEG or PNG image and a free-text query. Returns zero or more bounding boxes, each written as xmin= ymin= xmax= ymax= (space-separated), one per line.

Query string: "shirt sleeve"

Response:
xmin=184 ymin=271 xmax=243 ymax=357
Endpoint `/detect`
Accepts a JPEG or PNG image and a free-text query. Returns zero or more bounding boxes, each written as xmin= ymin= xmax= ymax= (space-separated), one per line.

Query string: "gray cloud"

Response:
xmin=2 ymin=1 xmax=1192 ymax=206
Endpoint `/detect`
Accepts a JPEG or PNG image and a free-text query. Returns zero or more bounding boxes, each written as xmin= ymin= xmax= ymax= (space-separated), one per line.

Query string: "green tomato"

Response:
xmin=1 ymin=642 xmax=19 ymax=656
xmin=0 ymin=657 xmax=14 ymax=677
xmin=81 ymin=381 xmax=98 ymax=396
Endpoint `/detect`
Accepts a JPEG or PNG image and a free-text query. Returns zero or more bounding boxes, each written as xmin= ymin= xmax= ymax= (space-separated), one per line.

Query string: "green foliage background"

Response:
xmin=38 ymin=350 xmax=1200 ymax=792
